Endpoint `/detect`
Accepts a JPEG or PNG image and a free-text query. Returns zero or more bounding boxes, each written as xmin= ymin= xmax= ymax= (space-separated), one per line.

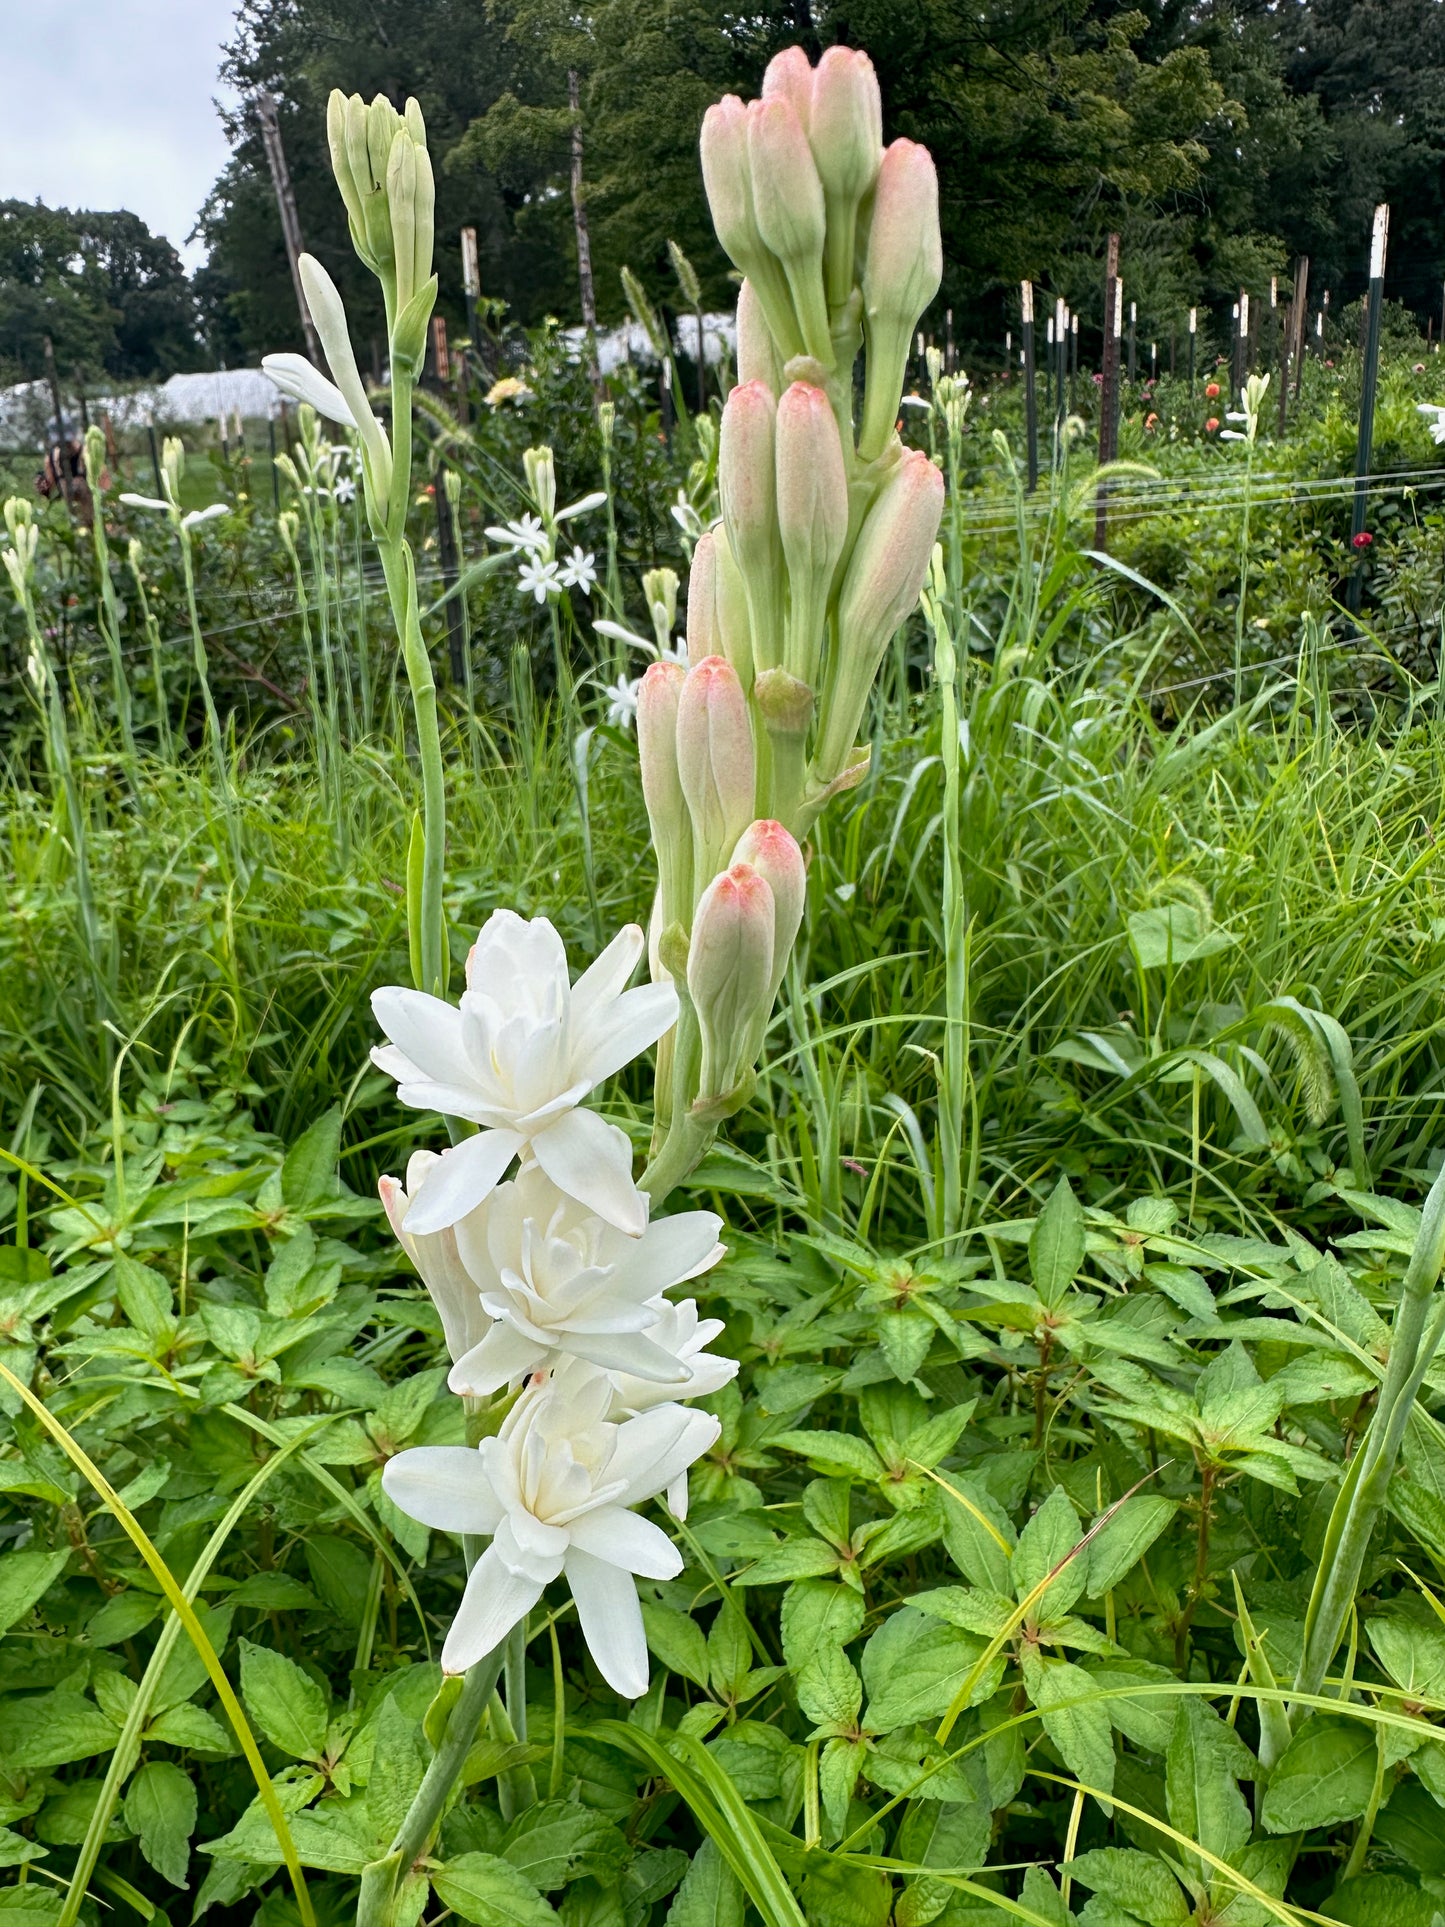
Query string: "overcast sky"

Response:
xmin=1 ymin=1 xmax=241 ymax=270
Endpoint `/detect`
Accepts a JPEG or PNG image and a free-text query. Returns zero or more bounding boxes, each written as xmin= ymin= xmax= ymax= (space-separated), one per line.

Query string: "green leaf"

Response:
xmin=1065 ymin=1848 xmax=1188 ymax=1926
xmin=239 ymin=1639 xmax=330 ymax=1760
xmin=1030 ymin=1658 xmax=1116 ymax=1797
xmin=502 ymin=1802 xmax=628 ymax=1890
xmin=665 ymin=1839 xmax=744 ymax=1927
xmin=280 ymin=1108 xmax=343 ymax=1214
xmin=124 ymin=1759 xmax=196 ymax=1888
xmin=1084 ymin=1495 xmax=1178 ymax=1599
xmin=1030 ymin=1176 xmax=1086 ymax=1307
xmin=432 ymin=1852 xmax=558 ymax=1925
xmin=0 ymin=1548 xmax=67 ymax=1636
xmin=707 ymin=1607 xmax=752 ymax=1703
xmin=769 ymin=1430 xmax=885 ymax=1482
xmin=146 ymin=1701 xmax=233 ymax=1752
xmin=1127 ymin=904 xmax=1237 ymax=970
xmin=112 ymin=1254 xmax=173 ymax=1339
xmin=1322 ymin=1873 xmax=1442 ymax=1926
xmin=1259 ymin=1715 xmax=1377 ymax=1833
xmin=862 ymin=1608 xmax=998 ymax=1731
xmin=781 ymin=1580 xmax=863 ymax=1729
xmin=1165 ymin=1699 xmax=1253 ymax=1876
xmin=939 ymin=1476 xmax=1016 ymax=1593
xmin=642 ymin=1604 xmax=711 ymax=1689
xmin=0 ymin=1688 xmax=117 ymax=1770
xmin=1013 ymin=1486 xmax=1085 ymax=1617
xmin=0 ymin=1885 xmax=63 ymax=1927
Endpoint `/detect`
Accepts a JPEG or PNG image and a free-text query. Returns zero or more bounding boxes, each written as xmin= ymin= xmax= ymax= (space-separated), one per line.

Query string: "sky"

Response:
xmin=1 ymin=1 xmax=241 ymax=271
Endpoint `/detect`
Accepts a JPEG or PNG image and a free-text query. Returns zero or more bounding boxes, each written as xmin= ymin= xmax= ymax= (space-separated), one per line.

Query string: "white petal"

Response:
xmin=666 ymin=1473 xmax=690 ymax=1521
xmin=531 ymin=1109 xmax=645 ymax=1235
xmin=571 ymin=981 xmax=678 ymax=1088
xmin=404 ymin=1130 xmax=524 ymax=1235
xmin=569 ymin=924 xmax=645 ymax=1031
xmin=296 ymin=255 xmax=391 ymax=492
xmin=613 ymin=1213 xmax=725 ymax=1298
xmin=371 ymin=986 xmax=471 ymax=1086
xmin=449 ymin=1323 xmax=544 ymax=1397
xmin=382 ymin=1446 xmax=504 ymax=1535
xmin=555 ymin=490 xmax=608 ymax=522
xmin=566 ymin=1329 xmax=692 ymax=1382
xmin=567 ymin=1505 xmax=682 ymax=1579
xmin=181 ymin=504 xmax=230 ymax=529
xmin=609 ymin=1406 xmax=721 ymax=1507
xmin=263 ymin=352 xmax=358 ymax=427
xmin=562 ymin=1547 xmax=649 ymax=1697
xmin=117 ymin=493 xmax=169 ymax=512
xmin=441 ymin=1545 xmax=545 ymax=1676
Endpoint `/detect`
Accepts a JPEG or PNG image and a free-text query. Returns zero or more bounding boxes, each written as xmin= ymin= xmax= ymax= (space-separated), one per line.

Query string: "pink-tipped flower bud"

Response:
xmin=747 ymin=97 xmax=831 ymax=365
xmin=809 ymin=47 xmax=883 ymax=304
xmin=638 ymin=660 xmax=693 ymax=932
xmin=761 ymin=46 xmax=815 ymax=132
xmin=815 ymin=450 xmax=944 ymax=781
xmin=719 ymin=380 xmax=784 ymax=674
xmin=702 ymin=101 xmax=803 ymax=361
xmin=687 ymin=861 xmax=775 ymax=1108
xmin=676 ymin=655 xmax=757 ymax=889
xmin=731 ymin=819 xmax=806 ymax=1002
xmin=775 ymin=380 xmax=848 ymax=687
xmin=737 ymin=278 xmax=784 ymax=392
xmin=858 ymin=140 xmax=943 ymax=460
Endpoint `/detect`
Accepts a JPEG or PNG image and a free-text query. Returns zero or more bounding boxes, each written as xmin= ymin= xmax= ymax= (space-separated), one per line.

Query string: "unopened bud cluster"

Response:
xmin=643 ymin=46 xmax=945 ymax=1146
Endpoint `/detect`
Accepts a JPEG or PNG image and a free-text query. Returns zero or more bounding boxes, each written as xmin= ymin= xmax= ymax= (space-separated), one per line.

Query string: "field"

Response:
xmin=8 ymin=84 xmax=1445 ymax=1927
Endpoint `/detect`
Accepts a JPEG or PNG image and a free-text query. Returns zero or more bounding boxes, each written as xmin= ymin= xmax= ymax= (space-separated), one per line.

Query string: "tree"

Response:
xmin=0 ymin=201 xmax=198 ymax=386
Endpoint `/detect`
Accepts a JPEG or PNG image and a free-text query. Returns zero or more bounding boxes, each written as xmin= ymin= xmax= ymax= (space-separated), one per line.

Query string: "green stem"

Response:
xmin=90 ymin=509 xmax=137 ymax=771
xmin=16 ymin=584 xmax=100 ymax=977
xmin=356 ymin=1646 xmax=506 ymax=1927
xmin=381 ymin=538 xmax=448 ymax=997
xmin=177 ymin=528 xmax=243 ymax=875
xmin=1295 ymin=1158 xmax=1445 ymax=1704
xmin=1339 ymin=1725 xmax=1388 ymax=1885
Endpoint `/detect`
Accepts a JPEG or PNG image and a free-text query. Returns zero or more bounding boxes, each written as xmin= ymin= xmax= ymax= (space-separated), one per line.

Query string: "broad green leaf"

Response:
xmin=939 ymin=1475 xmax=1016 ymax=1593
xmin=280 ymin=1108 xmax=344 ymax=1213
xmin=1029 ymin=1658 xmax=1116 ymax=1796
xmin=239 ymin=1640 xmax=329 ymax=1760
xmin=1030 ymin=1176 xmax=1086 ymax=1307
xmin=1259 ymin=1715 xmax=1377 ymax=1833
xmin=1367 ymin=1613 xmax=1445 ymax=1700
xmin=1321 ymin=1873 xmax=1442 ymax=1926
xmin=432 ymin=1851 xmax=558 ymax=1925
xmin=1013 ymin=1486 xmax=1086 ymax=1618
xmin=862 ymin=1608 xmax=999 ymax=1731
xmin=0 ymin=1688 xmax=117 ymax=1770
xmin=112 ymin=1254 xmax=173 ymax=1339
xmin=0 ymin=1548 xmax=67 ymax=1636
xmin=124 ymin=1760 xmax=196 ymax=1888
xmin=781 ymin=1580 xmax=863 ymax=1729
xmin=502 ymin=1802 xmax=628 ymax=1890
xmin=770 ymin=1430 xmax=886 ymax=1482
xmin=1127 ymin=904 xmax=1237 ymax=970
xmin=642 ymin=1603 xmax=711 ymax=1689
xmin=665 ymin=1839 xmax=744 ymax=1927
xmin=1065 ymin=1847 xmax=1188 ymax=1926
xmin=1165 ymin=1699 xmax=1253 ymax=1876
xmin=1084 ymin=1496 xmax=1178 ymax=1599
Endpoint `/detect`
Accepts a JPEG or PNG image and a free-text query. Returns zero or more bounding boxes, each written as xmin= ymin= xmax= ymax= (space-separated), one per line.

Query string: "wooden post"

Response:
xmin=1348 ymin=204 xmax=1389 ymax=616
xmin=1021 ymin=280 xmax=1038 ymax=492
xmin=567 ymin=70 xmax=602 ymax=396
xmin=461 ymin=225 xmax=480 ymax=350
xmin=1127 ymin=299 xmax=1137 ymax=383
xmin=1054 ymin=297 xmax=1067 ymax=445
xmin=1096 ymin=233 xmax=1121 ymax=549
xmin=1045 ymin=313 xmax=1054 ymax=416
xmin=430 ymin=314 xmax=450 ymax=386
xmin=434 ymin=462 xmax=466 ymax=684
xmin=255 ymin=89 xmax=322 ymax=366
xmin=42 ymin=335 xmax=72 ymax=504
xmin=1188 ymin=307 xmax=1196 ymax=395
xmin=1287 ymin=255 xmax=1309 ymax=418
xmin=1071 ymin=312 xmax=1079 ymax=414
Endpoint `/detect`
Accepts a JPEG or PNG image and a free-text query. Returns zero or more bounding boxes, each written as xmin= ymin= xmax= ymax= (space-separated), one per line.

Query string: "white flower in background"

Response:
xmin=594 ymin=619 xmax=688 ymax=669
xmin=334 ymin=475 xmax=357 ymax=504
xmin=518 ymin=556 xmax=563 ymax=603
xmin=378 ymin=1150 xmax=491 ymax=1364
xmin=445 ymin=1165 xmax=725 ymax=1394
xmin=558 ymin=546 xmax=597 ymax=594
xmin=1419 ymin=403 xmax=1445 ymax=446
xmin=371 ymin=911 xmax=677 ymax=1237
xmin=485 ymin=514 xmax=548 ymax=554
xmin=182 ymin=504 xmax=230 ymax=530
xmin=382 ymin=1361 xmax=719 ymax=1691
xmin=1220 ymin=371 xmax=1270 ymax=445
xmin=605 ymin=674 xmax=642 ymax=730
xmin=555 ymin=489 xmax=607 ymax=525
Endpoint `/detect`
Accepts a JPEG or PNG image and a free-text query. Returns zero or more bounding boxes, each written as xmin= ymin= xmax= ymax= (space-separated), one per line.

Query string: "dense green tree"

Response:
xmin=0 ymin=201 xmax=199 ymax=385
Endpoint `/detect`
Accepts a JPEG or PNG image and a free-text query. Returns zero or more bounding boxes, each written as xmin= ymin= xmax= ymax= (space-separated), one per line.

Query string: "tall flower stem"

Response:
xmin=126 ymin=544 xmax=171 ymax=760
xmin=177 ymin=528 xmax=243 ymax=874
xmin=85 ymin=468 xmax=138 ymax=774
xmin=1294 ymin=1157 xmax=1445 ymax=1705
xmin=356 ymin=1645 xmax=506 ymax=1927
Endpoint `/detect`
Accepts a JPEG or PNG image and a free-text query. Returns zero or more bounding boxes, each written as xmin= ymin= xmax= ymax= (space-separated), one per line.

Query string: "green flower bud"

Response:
xmin=644 ymin=566 xmax=680 ymax=652
xmin=814 ymin=449 xmax=944 ymax=782
xmin=676 ymin=655 xmax=757 ymax=888
xmin=688 ymin=859 xmax=775 ymax=1110
xmin=523 ymin=446 xmax=557 ymax=522
xmin=638 ymin=660 xmax=693 ymax=934
xmin=83 ymin=425 xmax=106 ymax=492
xmin=748 ymin=96 xmax=831 ymax=366
xmin=719 ymin=380 xmax=784 ymax=674
xmin=775 ymin=380 xmax=848 ymax=687
xmin=858 ymin=140 xmax=943 ymax=461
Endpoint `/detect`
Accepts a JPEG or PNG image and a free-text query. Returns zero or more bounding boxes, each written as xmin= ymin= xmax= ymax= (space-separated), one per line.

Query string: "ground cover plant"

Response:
xmin=11 ymin=42 xmax=1445 ymax=1927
